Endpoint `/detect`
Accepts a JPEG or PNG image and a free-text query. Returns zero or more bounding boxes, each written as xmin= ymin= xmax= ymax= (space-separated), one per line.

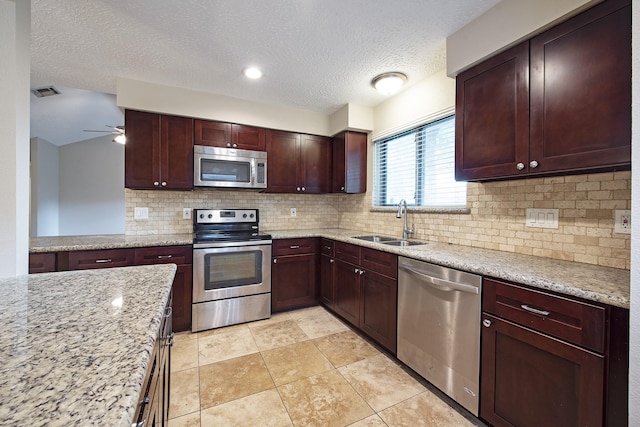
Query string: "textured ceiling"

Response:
xmin=30 ymin=0 xmax=499 ymax=143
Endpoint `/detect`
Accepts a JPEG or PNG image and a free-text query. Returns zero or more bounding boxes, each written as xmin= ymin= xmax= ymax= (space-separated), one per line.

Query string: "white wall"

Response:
xmin=0 ymin=0 xmax=30 ymax=277
xmin=30 ymin=137 xmax=59 ymax=236
xmin=117 ymin=77 xmax=332 ymax=136
xmin=58 ymin=135 xmax=125 ymax=236
xmin=446 ymin=0 xmax=599 ymax=76
xmin=629 ymin=2 xmax=639 ymax=424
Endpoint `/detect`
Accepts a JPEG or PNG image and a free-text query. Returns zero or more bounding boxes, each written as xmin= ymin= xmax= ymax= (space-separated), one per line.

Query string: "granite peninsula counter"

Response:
xmin=0 ymin=264 xmax=176 ymax=427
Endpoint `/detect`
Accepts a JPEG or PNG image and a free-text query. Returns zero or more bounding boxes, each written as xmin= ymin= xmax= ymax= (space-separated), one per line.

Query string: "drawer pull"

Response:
xmin=324 ymin=246 xmax=332 ymax=250
xmin=157 ymin=255 xmax=173 ymax=259
xmin=95 ymin=259 xmax=112 ymax=263
xmin=289 ymin=245 xmax=300 ymax=249
xmin=521 ymin=304 xmax=550 ymax=316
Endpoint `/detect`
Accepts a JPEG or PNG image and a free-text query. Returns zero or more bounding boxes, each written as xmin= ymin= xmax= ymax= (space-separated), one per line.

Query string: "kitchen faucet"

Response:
xmin=396 ymin=199 xmax=415 ymax=240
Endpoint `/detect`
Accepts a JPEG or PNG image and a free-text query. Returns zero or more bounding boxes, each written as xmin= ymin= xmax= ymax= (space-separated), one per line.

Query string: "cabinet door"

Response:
xmin=29 ymin=252 xmax=56 ymax=273
xmin=455 ymin=42 xmax=530 ymax=181
xmin=266 ymin=129 xmax=300 ymax=193
xmin=300 ymin=134 xmax=332 ymax=194
xmin=232 ymin=124 xmax=266 ymax=151
xmin=172 ymin=264 xmax=193 ymax=332
xmin=332 ymin=131 xmax=367 ymax=193
xmin=271 ymin=254 xmax=317 ymax=312
xmin=481 ymin=313 xmax=604 ymax=427
xmin=319 ymin=254 xmax=335 ymax=308
xmin=161 ymin=115 xmax=194 ymax=190
xmin=67 ymin=248 xmax=135 ymax=270
xmin=360 ymin=270 xmax=397 ymax=354
xmin=529 ymin=0 xmax=631 ymax=173
xmin=194 ymin=120 xmax=231 ymax=147
xmin=333 ymin=259 xmax=360 ymax=327
xmin=125 ymin=110 xmax=161 ymax=189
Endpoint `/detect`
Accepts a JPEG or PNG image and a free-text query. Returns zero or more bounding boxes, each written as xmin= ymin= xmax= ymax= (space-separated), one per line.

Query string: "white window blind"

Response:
xmin=373 ymin=115 xmax=466 ymax=207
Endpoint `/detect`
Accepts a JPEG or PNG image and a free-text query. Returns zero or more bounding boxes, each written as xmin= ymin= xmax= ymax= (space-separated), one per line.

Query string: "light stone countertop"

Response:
xmin=266 ymin=228 xmax=631 ymax=309
xmin=28 ymin=229 xmax=630 ymax=309
xmin=30 ymin=233 xmax=194 ymax=253
xmin=0 ymin=264 xmax=176 ymax=427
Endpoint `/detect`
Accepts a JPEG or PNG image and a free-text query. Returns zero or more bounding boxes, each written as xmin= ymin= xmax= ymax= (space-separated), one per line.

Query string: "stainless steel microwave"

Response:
xmin=194 ymin=145 xmax=267 ymax=189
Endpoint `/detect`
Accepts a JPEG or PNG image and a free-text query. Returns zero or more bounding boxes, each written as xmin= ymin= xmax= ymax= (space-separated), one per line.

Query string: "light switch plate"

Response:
xmin=526 ymin=208 xmax=559 ymax=229
xmin=614 ymin=210 xmax=631 ymax=234
xmin=183 ymin=208 xmax=192 ymax=220
xmin=134 ymin=207 xmax=149 ymax=220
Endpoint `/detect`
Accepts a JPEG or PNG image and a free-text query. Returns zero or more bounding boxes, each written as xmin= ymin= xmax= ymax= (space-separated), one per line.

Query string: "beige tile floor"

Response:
xmin=168 ymin=306 xmax=484 ymax=427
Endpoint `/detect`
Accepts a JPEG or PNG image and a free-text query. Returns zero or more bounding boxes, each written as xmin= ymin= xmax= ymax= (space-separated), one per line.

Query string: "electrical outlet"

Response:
xmin=525 ymin=208 xmax=559 ymax=229
xmin=614 ymin=210 xmax=631 ymax=234
xmin=183 ymin=208 xmax=192 ymax=220
xmin=134 ymin=207 xmax=149 ymax=220
xmin=290 ymin=208 xmax=297 ymax=217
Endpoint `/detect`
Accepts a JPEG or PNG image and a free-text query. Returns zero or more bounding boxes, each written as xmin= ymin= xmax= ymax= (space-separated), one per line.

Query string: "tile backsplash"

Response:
xmin=126 ymin=171 xmax=631 ymax=269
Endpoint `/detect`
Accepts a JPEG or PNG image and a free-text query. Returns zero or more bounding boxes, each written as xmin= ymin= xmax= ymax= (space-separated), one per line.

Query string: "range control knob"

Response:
xmin=199 ymin=214 xmax=204 ymax=219
xmin=208 ymin=214 xmax=213 ymax=219
xmin=250 ymin=213 xmax=254 ymax=218
xmin=243 ymin=214 xmax=247 ymax=218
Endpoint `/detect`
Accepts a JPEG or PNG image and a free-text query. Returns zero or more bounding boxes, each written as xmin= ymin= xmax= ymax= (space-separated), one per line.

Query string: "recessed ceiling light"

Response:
xmin=371 ymin=72 xmax=408 ymax=95
xmin=243 ymin=67 xmax=263 ymax=79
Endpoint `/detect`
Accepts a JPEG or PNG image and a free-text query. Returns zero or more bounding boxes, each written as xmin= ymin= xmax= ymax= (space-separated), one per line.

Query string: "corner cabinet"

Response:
xmin=266 ymin=130 xmax=332 ymax=194
xmin=455 ymin=0 xmax=631 ymax=181
xmin=194 ymin=119 xmax=265 ymax=151
xmin=332 ymin=131 xmax=367 ymax=194
xmin=480 ymin=278 xmax=628 ymax=427
xmin=125 ymin=110 xmax=194 ymax=190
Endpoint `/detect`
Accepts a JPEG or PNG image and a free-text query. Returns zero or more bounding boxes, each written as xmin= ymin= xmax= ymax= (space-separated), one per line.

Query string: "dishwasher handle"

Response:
xmin=399 ymin=264 xmax=480 ymax=294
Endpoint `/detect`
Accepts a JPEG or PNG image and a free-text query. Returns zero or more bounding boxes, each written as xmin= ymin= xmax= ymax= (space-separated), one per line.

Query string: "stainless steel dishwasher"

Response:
xmin=397 ymin=256 xmax=482 ymax=416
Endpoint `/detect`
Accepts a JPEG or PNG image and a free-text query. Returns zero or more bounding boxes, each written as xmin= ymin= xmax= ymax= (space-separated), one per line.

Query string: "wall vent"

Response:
xmin=31 ymin=86 xmax=61 ymax=98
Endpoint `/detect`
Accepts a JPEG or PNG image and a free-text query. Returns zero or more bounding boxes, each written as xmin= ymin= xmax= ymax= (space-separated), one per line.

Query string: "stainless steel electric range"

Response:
xmin=191 ymin=208 xmax=272 ymax=332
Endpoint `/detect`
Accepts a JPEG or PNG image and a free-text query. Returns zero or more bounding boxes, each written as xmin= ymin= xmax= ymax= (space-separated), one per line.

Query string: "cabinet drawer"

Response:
xmin=360 ymin=247 xmax=397 ymax=279
xmin=67 ymin=249 xmax=135 ymax=270
xmin=273 ymin=238 xmax=316 ymax=256
xmin=335 ymin=242 xmax=360 ymax=265
xmin=483 ymin=278 xmax=606 ymax=353
xmin=135 ymin=245 xmax=192 ymax=265
xmin=29 ymin=252 xmax=57 ymax=274
xmin=320 ymin=238 xmax=334 ymax=256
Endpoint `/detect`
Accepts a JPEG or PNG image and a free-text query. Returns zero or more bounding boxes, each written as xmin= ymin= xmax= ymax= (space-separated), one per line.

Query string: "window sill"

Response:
xmin=370 ymin=206 xmax=470 ymax=215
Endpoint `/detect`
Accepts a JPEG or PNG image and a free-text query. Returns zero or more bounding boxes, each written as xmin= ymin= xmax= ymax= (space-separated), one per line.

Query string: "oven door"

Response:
xmin=193 ymin=242 xmax=271 ymax=303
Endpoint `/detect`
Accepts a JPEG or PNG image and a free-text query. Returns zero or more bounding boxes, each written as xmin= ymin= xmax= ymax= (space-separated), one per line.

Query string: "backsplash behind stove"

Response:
xmin=125 ymin=170 xmax=631 ymax=269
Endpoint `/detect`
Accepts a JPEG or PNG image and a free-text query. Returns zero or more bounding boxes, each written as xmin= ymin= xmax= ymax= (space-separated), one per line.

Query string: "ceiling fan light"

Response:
xmin=371 ymin=72 xmax=408 ymax=95
xmin=113 ymin=134 xmax=126 ymax=144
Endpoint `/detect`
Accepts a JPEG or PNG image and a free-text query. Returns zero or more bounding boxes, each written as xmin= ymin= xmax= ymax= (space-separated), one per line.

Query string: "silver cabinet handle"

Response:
xmin=330 ymin=259 xmax=334 ymax=263
xmin=341 ymin=186 xmax=345 ymax=191
xmin=359 ymin=269 xmax=364 ymax=275
xmin=354 ymin=268 xmax=359 ymax=274
xmin=95 ymin=259 xmax=112 ymax=263
xmin=289 ymin=245 xmax=300 ymax=249
xmin=301 ymin=187 xmax=306 ymax=191
xmin=226 ymin=143 xmax=231 ymax=147
xmin=273 ymin=259 xmax=277 ymax=264
xmin=516 ymin=163 xmax=525 ymax=170
xmin=296 ymin=187 xmax=301 ymax=191
xmin=157 ymin=254 xmax=173 ymax=259
xmin=232 ymin=143 xmax=237 ymax=148
xmin=164 ymin=306 xmax=173 ymax=318
xmin=521 ymin=304 xmax=550 ymax=316
xmin=154 ymin=181 xmax=160 ymax=186
xmin=482 ymin=319 xmax=492 ymax=328
xmin=324 ymin=246 xmax=332 ymax=250
xmin=161 ymin=182 xmax=167 ymax=186
xmin=529 ymin=160 xmax=539 ymax=168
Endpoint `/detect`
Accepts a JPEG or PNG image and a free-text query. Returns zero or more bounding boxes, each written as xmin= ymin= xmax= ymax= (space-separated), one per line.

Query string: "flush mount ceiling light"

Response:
xmin=371 ymin=72 xmax=408 ymax=95
xmin=243 ymin=66 xmax=263 ymax=79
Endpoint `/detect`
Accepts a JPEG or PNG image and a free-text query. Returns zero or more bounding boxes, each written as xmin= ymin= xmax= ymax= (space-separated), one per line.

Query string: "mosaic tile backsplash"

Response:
xmin=126 ymin=171 xmax=630 ymax=269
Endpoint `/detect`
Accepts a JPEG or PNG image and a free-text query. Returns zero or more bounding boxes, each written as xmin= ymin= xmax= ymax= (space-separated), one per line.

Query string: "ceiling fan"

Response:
xmin=83 ymin=125 xmax=126 ymax=144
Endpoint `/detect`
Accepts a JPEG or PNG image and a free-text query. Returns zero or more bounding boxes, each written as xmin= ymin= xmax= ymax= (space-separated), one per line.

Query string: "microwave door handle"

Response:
xmin=251 ymin=159 xmax=256 ymax=185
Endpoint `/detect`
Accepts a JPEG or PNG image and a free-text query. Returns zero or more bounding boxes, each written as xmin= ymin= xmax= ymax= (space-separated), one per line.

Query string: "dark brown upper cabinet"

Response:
xmin=266 ymin=129 xmax=332 ymax=194
xmin=332 ymin=131 xmax=367 ymax=194
xmin=125 ymin=110 xmax=194 ymax=190
xmin=194 ymin=119 xmax=265 ymax=151
xmin=455 ymin=0 xmax=630 ymax=181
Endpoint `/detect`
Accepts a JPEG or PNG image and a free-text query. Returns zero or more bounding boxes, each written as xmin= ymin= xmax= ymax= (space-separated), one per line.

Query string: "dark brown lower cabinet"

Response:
xmin=329 ymin=242 xmax=398 ymax=354
xmin=319 ymin=253 xmax=335 ymax=307
xmin=480 ymin=313 xmax=604 ymax=427
xmin=271 ymin=238 xmax=318 ymax=312
xmin=28 ymin=252 xmax=56 ymax=273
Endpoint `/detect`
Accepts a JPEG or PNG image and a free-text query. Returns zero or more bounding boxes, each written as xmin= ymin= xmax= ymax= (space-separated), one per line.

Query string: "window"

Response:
xmin=373 ymin=115 xmax=466 ymax=207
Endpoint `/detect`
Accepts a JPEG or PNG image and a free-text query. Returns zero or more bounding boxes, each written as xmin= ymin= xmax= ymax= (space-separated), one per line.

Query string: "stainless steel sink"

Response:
xmin=382 ymin=239 xmax=426 ymax=246
xmin=352 ymin=235 xmax=398 ymax=243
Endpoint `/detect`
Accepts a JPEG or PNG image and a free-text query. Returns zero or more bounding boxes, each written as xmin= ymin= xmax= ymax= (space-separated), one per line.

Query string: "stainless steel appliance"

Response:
xmin=192 ymin=208 xmax=272 ymax=332
xmin=194 ymin=145 xmax=267 ymax=189
xmin=397 ymin=256 xmax=482 ymax=416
